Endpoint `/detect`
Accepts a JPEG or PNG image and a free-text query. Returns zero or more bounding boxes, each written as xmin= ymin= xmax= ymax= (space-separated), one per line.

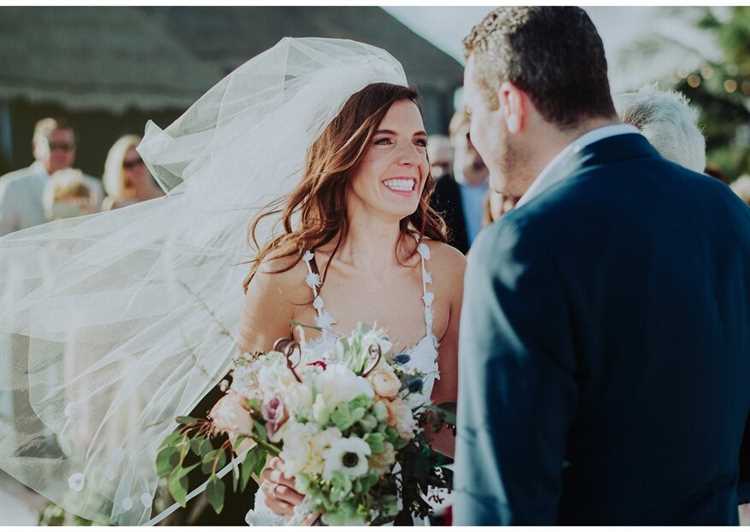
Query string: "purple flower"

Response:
xmin=261 ymin=397 xmax=289 ymax=441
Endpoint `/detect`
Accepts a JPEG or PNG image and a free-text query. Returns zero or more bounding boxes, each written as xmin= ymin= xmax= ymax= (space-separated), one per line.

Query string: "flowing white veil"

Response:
xmin=0 ymin=37 xmax=407 ymax=525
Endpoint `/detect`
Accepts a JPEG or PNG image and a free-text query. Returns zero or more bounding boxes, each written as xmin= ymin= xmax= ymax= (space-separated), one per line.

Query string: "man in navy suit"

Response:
xmin=454 ymin=7 xmax=750 ymax=525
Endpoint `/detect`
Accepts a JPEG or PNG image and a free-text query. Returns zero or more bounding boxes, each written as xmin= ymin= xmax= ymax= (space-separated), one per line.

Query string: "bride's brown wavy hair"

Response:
xmin=244 ymin=82 xmax=447 ymax=291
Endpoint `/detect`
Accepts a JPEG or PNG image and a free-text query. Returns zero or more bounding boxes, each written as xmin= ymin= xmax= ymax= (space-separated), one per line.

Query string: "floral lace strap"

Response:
xmin=302 ymin=250 xmax=335 ymax=329
xmin=416 ymin=242 xmax=434 ymax=338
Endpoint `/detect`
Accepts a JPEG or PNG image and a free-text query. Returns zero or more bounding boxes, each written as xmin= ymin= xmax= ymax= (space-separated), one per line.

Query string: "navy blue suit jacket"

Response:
xmin=454 ymin=133 xmax=750 ymax=525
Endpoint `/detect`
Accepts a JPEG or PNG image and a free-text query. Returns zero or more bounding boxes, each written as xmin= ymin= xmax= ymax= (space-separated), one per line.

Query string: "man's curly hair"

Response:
xmin=463 ymin=7 xmax=617 ymax=129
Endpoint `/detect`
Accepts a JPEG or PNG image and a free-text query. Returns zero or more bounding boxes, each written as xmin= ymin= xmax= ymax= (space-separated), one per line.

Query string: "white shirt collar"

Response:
xmin=30 ymin=160 xmax=50 ymax=178
xmin=516 ymin=123 xmax=642 ymax=208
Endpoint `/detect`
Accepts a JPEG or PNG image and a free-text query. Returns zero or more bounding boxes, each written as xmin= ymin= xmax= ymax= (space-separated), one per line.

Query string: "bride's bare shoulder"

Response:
xmin=240 ymin=251 xmax=310 ymax=353
xmin=246 ymin=251 xmax=311 ymax=303
xmin=422 ymin=240 xmax=466 ymax=276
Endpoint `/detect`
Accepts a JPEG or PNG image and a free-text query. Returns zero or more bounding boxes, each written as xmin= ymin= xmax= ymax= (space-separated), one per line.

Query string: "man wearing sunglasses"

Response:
xmin=0 ymin=117 xmax=103 ymax=235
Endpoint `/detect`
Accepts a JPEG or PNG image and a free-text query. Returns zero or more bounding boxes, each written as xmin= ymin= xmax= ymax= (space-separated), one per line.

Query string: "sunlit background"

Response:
xmin=1 ymin=5 xmax=749 ymax=525
xmin=0 ymin=6 xmax=748 ymax=181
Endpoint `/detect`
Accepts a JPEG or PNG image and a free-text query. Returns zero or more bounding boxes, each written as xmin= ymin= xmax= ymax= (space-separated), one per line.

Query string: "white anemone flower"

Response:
xmin=322 ymin=436 xmax=371 ymax=481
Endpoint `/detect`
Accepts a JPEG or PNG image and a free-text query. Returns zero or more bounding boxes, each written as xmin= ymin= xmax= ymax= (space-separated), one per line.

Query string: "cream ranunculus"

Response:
xmin=209 ymin=391 xmax=254 ymax=437
xmin=385 ymin=397 xmax=417 ymax=440
xmin=368 ymin=367 xmax=401 ymax=400
xmin=322 ymin=436 xmax=371 ymax=481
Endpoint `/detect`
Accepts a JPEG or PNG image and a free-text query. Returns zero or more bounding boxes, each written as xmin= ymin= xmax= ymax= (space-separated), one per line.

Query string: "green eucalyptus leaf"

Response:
xmin=198 ymin=437 xmax=214 ymax=456
xmin=190 ymin=436 xmax=207 ymax=456
xmin=176 ymin=462 xmax=200 ymax=479
xmin=239 ymin=447 xmax=266 ymax=492
xmin=167 ymin=470 xmax=189 ymax=507
xmin=155 ymin=446 xmax=179 ymax=477
xmin=206 ymin=476 xmax=225 ymax=514
xmin=159 ymin=432 xmax=182 ymax=450
xmin=175 ymin=416 xmax=199 ymax=425
xmin=201 ymin=449 xmax=226 ymax=474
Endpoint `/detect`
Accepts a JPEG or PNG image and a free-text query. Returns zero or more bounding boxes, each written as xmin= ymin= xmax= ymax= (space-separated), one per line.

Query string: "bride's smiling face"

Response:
xmin=347 ymin=99 xmax=429 ymax=221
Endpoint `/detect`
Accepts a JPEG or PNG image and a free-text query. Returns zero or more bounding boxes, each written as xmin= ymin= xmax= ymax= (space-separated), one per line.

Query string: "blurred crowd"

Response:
xmin=0 ymin=117 xmax=163 ymax=236
xmin=1 ymin=85 xmax=749 ymax=246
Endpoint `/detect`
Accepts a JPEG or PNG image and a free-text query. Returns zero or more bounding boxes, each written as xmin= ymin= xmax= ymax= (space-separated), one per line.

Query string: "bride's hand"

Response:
xmin=260 ymin=456 xmax=304 ymax=517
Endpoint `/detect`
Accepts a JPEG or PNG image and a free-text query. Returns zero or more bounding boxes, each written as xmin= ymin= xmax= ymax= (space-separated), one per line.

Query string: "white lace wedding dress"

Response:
xmin=246 ymin=242 xmax=441 ymax=525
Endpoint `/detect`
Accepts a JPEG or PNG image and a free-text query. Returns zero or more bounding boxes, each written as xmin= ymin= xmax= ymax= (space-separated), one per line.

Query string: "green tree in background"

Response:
xmin=676 ymin=7 xmax=750 ymax=180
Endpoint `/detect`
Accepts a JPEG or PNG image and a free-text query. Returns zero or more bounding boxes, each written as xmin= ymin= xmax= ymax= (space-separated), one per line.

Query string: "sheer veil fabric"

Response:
xmin=0 ymin=38 xmax=407 ymax=525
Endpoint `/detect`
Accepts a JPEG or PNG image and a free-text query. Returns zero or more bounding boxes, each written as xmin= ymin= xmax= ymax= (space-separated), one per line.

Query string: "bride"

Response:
xmin=0 ymin=38 xmax=463 ymax=525
xmin=240 ymin=82 xmax=464 ymax=523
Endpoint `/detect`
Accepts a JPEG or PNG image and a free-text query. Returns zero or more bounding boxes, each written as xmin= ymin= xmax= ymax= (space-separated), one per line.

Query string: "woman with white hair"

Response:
xmin=618 ymin=86 xmax=706 ymax=173
xmin=101 ymin=134 xmax=163 ymax=210
xmin=730 ymin=175 xmax=750 ymax=206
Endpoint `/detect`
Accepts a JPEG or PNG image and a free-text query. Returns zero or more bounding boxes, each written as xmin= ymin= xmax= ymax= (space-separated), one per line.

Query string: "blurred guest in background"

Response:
xmin=618 ymin=86 xmax=706 ymax=173
xmin=730 ymin=175 xmax=750 ymax=206
xmin=101 ymin=134 xmax=163 ymax=210
xmin=43 ymin=169 xmax=100 ymax=221
xmin=427 ymin=134 xmax=453 ymax=179
xmin=0 ymin=117 xmax=103 ymax=235
xmin=430 ymin=110 xmax=489 ymax=254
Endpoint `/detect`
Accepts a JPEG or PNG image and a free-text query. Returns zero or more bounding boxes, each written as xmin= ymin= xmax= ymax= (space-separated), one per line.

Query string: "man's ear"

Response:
xmin=498 ymin=81 xmax=526 ymax=134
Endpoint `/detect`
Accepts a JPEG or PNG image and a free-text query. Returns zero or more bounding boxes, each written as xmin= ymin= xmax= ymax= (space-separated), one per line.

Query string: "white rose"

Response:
xmin=315 ymin=364 xmax=373 ymax=408
xmin=285 ymin=382 xmax=314 ymax=418
xmin=280 ymin=422 xmax=318 ymax=477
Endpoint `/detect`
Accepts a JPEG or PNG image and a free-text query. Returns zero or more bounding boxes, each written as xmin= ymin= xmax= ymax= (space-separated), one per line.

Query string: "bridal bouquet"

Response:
xmin=155 ymin=324 xmax=453 ymax=525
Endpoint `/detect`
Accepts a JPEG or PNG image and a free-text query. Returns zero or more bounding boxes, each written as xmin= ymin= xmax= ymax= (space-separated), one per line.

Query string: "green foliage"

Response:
xmin=684 ymin=7 xmax=750 ymax=178
xmin=240 ymin=446 xmax=267 ymax=492
xmin=331 ymin=403 xmax=355 ymax=431
xmin=206 ymin=476 xmax=225 ymax=514
xmin=329 ymin=471 xmax=354 ymax=502
xmin=168 ymin=468 xmax=190 ymax=506
xmin=154 ymin=416 xmax=273 ymax=518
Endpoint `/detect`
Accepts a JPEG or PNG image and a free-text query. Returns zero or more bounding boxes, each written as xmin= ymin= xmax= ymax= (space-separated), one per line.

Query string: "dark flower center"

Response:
xmin=394 ymin=354 xmax=410 ymax=365
xmin=407 ymin=377 xmax=423 ymax=394
xmin=342 ymin=452 xmax=359 ymax=468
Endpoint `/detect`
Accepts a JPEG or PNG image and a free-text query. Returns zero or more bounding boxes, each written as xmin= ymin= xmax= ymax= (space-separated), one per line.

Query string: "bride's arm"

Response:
xmin=238 ymin=255 xmax=309 ymax=354
xmin=427 ymin=244 xmax=466 ymax=458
